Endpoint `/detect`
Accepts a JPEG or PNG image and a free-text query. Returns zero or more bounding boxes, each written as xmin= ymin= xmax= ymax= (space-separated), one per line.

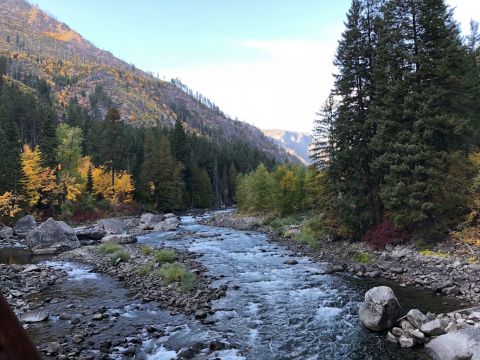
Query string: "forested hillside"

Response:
xmin=0 ymin=0 xmax=295 ymax=222
xmin=0 ymin=0 xmax=293 ymax=162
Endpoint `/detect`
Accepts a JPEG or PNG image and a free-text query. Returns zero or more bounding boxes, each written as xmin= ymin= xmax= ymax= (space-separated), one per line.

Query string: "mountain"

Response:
xmin=0 ymin=0 xmax=294 ymax=162
xmin=262 ymin=129 xmax=312 ymax=165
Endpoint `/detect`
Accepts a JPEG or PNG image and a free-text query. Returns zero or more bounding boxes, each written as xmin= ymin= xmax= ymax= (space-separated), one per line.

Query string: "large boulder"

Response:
xmin=26 ymin=218 xmax=80 ymax=254
xmin=153 ymin=216 xmax=180 ymax=232
xmin=426 ymin=328 xmax=480 ymax=360
xmin=14 ymin=215 xmax=36 ymax=237
xmin=139 ymin=213 xmax=163 ymax=230
xmin=100 ymin=234 xmax=137 ymax=244
xmin=100 ymin=218 xmax=128 ymax=235
xmin=359 ymin=286 xmax=402 ymax=331
xmin=74 ymin=224 xmax=106 ymax=240
xmin=0 ymin=225 xmax=13 ymax=239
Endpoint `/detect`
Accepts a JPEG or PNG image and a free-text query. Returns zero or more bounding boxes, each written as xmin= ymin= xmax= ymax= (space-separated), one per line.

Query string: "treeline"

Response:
xmin=311 ymin=0 xmax=480 ymax=240
xmin=236 ymin=164 xmax=311 ymax=216
xmin=0 ymin=55 xmax=276 ymax=223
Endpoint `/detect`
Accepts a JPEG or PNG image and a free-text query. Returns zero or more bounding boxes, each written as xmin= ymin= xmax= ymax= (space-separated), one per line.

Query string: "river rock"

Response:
xmin=163 ymin=213 xmax=177 ymax=219
xmin=409 ymin=328 xmax=426 ymax=342
xmin=14 ymin=215 xmax=36 ymax=237
xmin=420 ymin=319 xmax=447 ymax=336
xmin=74 ymin=224 xmax=106 ymax=240
xmin=26 ymin=218 xmax=80 ymax=254
xmin=387 ymin=332 xmax=398 ymax=343
xmin=285 ymin=259 xmax=298 ymax=265
xmin=407 ymin=309 xmax=427 ymax=328
xmin=154 ymin=217 xmax=180 ymax=232
xmin=425 ymin=328 xmax=480 ymax=360
xmin=358 ymin=286 xmax=402 ymax=331
xmin=399 ymin=335 xmax=416 ymax=348
xmin=20 ymin=310 xmax=49 ymax=323
xmin=101 ymin=218 xmax=128 ymax=234
xmin=100 ymin=234 xmax=137 ymax=244
xmin=139 ymin=213 xmax=163 ymax=230
xmin=0 ymin=225 xmax=13 ymax=239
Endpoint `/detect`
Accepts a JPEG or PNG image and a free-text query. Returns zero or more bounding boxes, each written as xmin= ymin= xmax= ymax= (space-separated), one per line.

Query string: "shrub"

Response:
xmin=110 ymin=249 xmax=130 ymax=264
xmin=99 ymin=242 xmax=122 ymax=254
xmin=295 ymin=226 xmax=318 ymax=247
xmin=352 ymin=252 xmax=371 ymax=264
xmin=154 ymin=249 xmax=177 ymax=263
xmin=363 ymin=221 xmax=409 ymax=249
xmin=419 ymin=249 xmax=449 ymax=258
xmin=139 ymin=245 xmax=155 ymax=255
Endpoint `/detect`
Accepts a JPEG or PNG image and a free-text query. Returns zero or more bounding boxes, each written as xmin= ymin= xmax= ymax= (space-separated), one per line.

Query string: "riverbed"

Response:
xmin=4 ymin=212 xmax=462 ymax=359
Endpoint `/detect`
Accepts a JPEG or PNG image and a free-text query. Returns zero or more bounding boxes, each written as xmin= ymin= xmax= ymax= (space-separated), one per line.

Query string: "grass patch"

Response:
xmin=99 ymin=242 xmax=122 ymax=254
xmin=158 ymin=262 xmax=197 ymax=293
xmin=110 ymin=249 xmax=130 ymax=264
xmin=135 ymin=263 xmax=153 ymax=275
xmin=154 ymin=249 xmax=177 ymax=263
xmin=139 ymin=245 xmax=155 ymax=255
xmin=352 ymin=252 xmax=372 ymax=264
xmin=419 ymin=249 xmax=449 ymax=258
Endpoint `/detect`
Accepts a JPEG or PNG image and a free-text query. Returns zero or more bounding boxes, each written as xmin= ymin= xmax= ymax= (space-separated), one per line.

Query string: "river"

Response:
xmin=18 ymin=212 xmax=461 ymax=359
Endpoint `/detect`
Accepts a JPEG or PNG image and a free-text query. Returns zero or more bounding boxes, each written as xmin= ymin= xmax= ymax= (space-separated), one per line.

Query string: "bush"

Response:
xmin=139 ymin=245 xmax=154 ymax=255
xmin=110 ymin=249 xmax=130 ymax=264
xmin=135 ymin=263 xmax=153 ymax=275
xmin=99 ymin=242 xmax=122 ymax=254
xmin=363 ymin=221 xmax=409 ymax=249
xmin=296 ymin=226 xmax=317 ymax=247
xmin=154 ymin=249 xmax=177 ymax=263
xmin=352 ymin=252 xmax=371 ymax=264
xmin=180 ymin=272 xmax=197 ymax=293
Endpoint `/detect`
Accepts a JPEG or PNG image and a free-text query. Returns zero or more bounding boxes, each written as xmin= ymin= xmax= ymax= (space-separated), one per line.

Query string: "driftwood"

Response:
xmin=0 ymin=292 xmax=42 ymax=360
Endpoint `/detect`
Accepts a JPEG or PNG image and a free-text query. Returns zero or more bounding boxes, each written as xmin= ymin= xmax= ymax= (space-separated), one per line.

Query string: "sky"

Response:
xmin=32 ymin=0 xmax=480 ymax=133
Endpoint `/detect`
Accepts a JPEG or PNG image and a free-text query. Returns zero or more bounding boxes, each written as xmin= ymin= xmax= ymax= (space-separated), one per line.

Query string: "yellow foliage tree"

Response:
xmin=0 ymin=191 xmax=22 ymax=223
xmin=92 ymin=166 xmax=134 ymax=204
xmin=21 ymin=145 xmax=61 ymax=210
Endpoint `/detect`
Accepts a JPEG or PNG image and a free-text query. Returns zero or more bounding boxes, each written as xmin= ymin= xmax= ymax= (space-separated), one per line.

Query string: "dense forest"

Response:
xmin=0 ymin=55 xmax=277 ymax=223
xmin=308 ymin=0 xmax=480 ymax=242
xmin=235 ymin=0 xmax=480 ymax=247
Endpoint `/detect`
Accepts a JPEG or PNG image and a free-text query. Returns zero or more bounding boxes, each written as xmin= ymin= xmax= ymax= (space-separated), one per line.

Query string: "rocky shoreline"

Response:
xmin=202 ymin=211 xmax=480 ymax=307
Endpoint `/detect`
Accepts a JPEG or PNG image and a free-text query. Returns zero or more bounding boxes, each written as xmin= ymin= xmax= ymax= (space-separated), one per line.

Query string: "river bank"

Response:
xmin=201 ymin=211 xmax=480 ymax=307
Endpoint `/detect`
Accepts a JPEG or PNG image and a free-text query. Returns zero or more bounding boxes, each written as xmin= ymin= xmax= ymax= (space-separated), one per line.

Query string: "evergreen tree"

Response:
xmin=101 ymin=107 xmax=122 ymax=188
xmin=86 ymin=163 xmax=94 ymax=195
xmin=0 ymin=105 xmax=21 ymax=193
xmin=39 ymin=114 xmax=58 ymax=168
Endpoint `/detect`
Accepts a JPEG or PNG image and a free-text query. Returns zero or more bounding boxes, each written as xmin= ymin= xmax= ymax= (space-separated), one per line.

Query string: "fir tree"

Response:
xmin=101 ymin=107 xmax=122 ymax=188
xmin=39 ymin=114 xmax=58 ymax=168
xmin=0 ymin=105 xmax=21 ymax=193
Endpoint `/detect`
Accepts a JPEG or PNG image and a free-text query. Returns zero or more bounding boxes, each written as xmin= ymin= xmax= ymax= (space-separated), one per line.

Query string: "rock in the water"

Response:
xmin=409 ymin=328 xmax=426 ymax=343
xmin=407 ymin=309 xmax=427 ymax=329
xmin=284 ymin=259 xmax=298 ymax=265
xmin=20 ymin=310 xmax=49 ymax=323
xmin=45 ymin=342 xmax=61 ymax=354
xmin=101 ymin=234 xmax=137 ymax=244
xmin=425 ymin=328 xmax=480 ymax=360
xmin=26 ymin=218 xmax=80 ymax=254
xmin=387 ymin=332 xmax=398 ymax=343
xmin=153 ymin=217 xmax=180 ymax=232
xmin=14 ymin=215 xmax=36 ymax=237
xmin=358 ymin=286 xmax=402 ymax=331
xmin=101 ymin=218 xmax=128 ymax=234
xmin=74 ymin=224 xmax=106 ymax=240
xmin=420 ymin=319 xmax=446 ymax=336
xmin=163 ymin=213 xmax=177 ymax=219
xmin=0 ymin=225 xmax=13 ymax=239
xmin=194 ymin=310 xmax=208 ymax=319
xmin=22 ymin=264 xmax=40 ymax=273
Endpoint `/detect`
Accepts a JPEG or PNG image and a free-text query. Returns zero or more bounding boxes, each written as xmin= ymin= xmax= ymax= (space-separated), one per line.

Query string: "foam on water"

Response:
xmin=44 ymin=261 xmax=98 ymax=280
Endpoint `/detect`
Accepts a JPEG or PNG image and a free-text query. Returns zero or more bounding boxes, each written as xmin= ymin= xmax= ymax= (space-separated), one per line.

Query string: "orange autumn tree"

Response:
xmin=21 ymin=145 xmax=61 ymax=211
xmin=92 ymin=166 xmax=134 ymax=204
xmin=0 ymin=191 xmax=21 ymax=224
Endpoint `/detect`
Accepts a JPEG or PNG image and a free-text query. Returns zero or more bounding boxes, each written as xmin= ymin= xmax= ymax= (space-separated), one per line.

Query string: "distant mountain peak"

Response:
xmin=262 ymin=129 xmax=312 ymax=165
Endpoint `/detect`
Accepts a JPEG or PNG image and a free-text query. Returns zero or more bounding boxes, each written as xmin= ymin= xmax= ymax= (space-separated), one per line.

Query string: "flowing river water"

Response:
xmin=10 ymin=212 xmax=462 ymax=359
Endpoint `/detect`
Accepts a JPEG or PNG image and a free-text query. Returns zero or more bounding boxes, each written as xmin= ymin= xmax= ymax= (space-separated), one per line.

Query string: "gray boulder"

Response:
xmin=407 ymin=309 xmax=427 ymax=329
xmin=20 ymin=310 xmax=49 ymax=323
xmin=100 ymin=234 xmax=137 ymax=244
xmin=101 ymin=218 xmax=128 ymax=234
xmin=163 ymin=213 xmax=177 ymax=219
xmin=74 ymin=224 xmax=106 ymax=240
xmin=420 ymin=319 xmax=447 ymax=336
xmin=26 ymin=218 xmax=80 ymax=254
xmin=359 ymin=286 xmax=402 ymax=331
xmin=139 ymin=213 xmax=163 ymax=230
xmin=14 ymin=215 xmax=36 ymax=237
xmin=0 ymin=225 xmax=13 ymax=239
xmin=426 ymin=328 xmax=480 ymax=360
xmin=153 ymin=216 xmax=180 ymax=232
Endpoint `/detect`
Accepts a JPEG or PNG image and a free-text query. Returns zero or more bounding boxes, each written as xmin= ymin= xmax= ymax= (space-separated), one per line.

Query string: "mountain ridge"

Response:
xmin=262 ymin=129 xmax=312 ymax=165
xmin=0 ymin=0 xmax=295 ymax=163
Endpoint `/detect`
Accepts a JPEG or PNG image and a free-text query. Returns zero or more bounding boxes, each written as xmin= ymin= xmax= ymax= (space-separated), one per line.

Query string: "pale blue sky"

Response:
xmin=32 ymin=0 xmax=478 ymax=132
